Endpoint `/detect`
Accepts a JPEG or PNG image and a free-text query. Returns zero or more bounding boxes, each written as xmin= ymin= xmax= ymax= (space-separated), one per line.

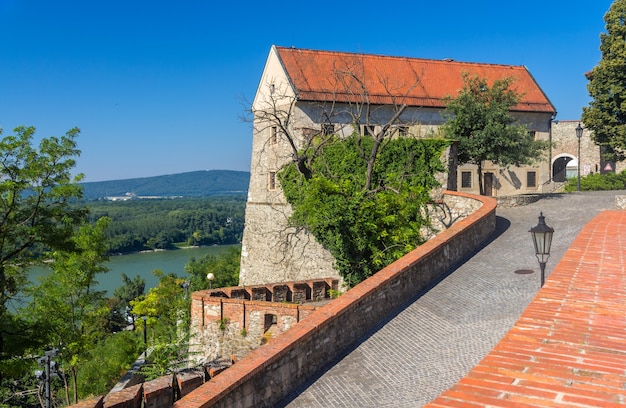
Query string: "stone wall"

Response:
xmin=551 ymin=120 xmax=626 ymax=178
xmin=173 ymin=191 xmax=497 ymax=408
xmin=188 ymin=278 xmax=338 ymax=364
xmin=239 ymin=201 xmax=339 ymax=286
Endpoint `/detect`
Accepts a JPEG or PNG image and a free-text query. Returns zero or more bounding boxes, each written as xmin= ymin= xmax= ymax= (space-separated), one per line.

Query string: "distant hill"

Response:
xmin=80 ymin=170 xmax=250 ymax=200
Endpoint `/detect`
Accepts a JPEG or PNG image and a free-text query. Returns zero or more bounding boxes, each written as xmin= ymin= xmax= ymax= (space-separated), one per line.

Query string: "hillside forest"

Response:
xmin=84 ymin=195 xmax=246 ymax=254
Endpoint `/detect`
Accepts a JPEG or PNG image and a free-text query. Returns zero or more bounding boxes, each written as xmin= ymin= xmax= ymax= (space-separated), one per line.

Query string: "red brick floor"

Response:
xmin=425 ymin=210 xmax=626 ymax=407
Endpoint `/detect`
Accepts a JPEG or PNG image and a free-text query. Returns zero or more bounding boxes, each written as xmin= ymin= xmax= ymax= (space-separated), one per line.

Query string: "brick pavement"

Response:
xmin=280 ymin=191 xmax=624 ymax=407
xmin=426 ymin=209 xmax=626 ymax=407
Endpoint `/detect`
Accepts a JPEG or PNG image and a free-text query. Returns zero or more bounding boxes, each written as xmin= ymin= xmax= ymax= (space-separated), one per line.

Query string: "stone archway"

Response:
xmin=553 ymin=155 xmax=574 ymax=182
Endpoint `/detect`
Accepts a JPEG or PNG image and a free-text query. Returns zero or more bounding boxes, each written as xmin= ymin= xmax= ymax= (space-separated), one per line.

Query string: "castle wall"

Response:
xmin=551 ymin=120 xmax=626 ymax=177
xmin=188 ymin=278 xmax=338 ymax=364
xmin=175 ymin=191 xmax=497 ymax=408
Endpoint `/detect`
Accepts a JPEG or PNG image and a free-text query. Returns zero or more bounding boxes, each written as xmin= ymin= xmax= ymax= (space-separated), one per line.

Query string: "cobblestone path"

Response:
xmin=280 ymin=191 xmax=624 ymax=408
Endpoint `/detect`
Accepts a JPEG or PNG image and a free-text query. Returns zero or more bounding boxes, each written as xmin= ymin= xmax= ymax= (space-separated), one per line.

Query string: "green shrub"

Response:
xmin=78 ymin=331 xmax=143 ymax=398
xmin=564 ymin=170 xmax=626 ymax=192
xmin=279 ymin=134 xmax=449 ymax=286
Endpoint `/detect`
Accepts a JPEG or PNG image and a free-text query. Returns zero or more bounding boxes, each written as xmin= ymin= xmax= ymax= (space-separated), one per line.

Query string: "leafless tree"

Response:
xmin=246 ymin=55 xmax=424 ymax=187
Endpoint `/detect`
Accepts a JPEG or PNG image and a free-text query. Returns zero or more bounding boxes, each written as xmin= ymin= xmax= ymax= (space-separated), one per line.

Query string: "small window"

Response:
xmin=361 ymin=125 xmax=375 ymax=136
xmin=321 ymin=123 xmax=334 ymax=136
xmin=264 ymin=313 xmax=277 ymax=333
xmin=527 ymin=171 xmax=537 ymax=188
xmin=394 ymin=126 xmax=409 ymax=137
xmin=461 ymin=171 xmax=472 ymax=188
xmin=529 ymin=131 xmax=537 ymax=141
xmin=270 ymin=126 xmax=278 ymax=144
xmin=268 ymin=172 xmax=276 ymax=191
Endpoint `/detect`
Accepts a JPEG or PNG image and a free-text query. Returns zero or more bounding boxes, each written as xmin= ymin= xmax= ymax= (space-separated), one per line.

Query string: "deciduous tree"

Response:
xmin=581 ymin=0 xmax=626 ymax=162
xmin=109 ymin=273 xmax=146 ymax=331
xmin=27 ymin=217 xmax=111 ymax=405
xmin=0 ymin=126 xmax=85 ymax=381
xmin=441 ymin=74 xmax=548 ymax=195
xmin=246 ymin=57 xmax=440 ymax=279
xmin=247 ymin=56 xmax=419 ymax=183
xmin=185 ymin=246 xmax=240 ymax=291
xmin=130 ymin=271 xmax=192 ymax=379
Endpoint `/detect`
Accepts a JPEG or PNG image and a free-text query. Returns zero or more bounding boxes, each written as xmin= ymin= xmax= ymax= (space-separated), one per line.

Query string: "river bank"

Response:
xmin=108 ymin=243 xmax=229 ymax=256
xmin=30 ymin=244 xmax=239 ymax=295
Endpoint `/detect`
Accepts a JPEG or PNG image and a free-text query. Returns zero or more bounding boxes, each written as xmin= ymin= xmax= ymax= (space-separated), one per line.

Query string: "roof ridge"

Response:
xmin=274 ymin=45 xmax=526 ymax=70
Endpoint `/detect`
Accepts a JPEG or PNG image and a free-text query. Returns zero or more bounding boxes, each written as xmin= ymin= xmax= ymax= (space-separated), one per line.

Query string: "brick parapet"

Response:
xmin=143 ymin=376 xmax=174 ymax=408
xmin=70 ymin=397 xmax=104 ymax=408
xmin=176 ymin=371 xmax=205 ymax=398
xmin=103 ymin=383 xmax=143 ymax=408
xmin=174 ymin=191 xmax=497 ymax=407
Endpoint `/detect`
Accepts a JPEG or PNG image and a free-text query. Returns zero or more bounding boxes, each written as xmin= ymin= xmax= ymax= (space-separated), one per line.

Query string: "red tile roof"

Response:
xmin=276 ymin=46 xmax=556 ymax=114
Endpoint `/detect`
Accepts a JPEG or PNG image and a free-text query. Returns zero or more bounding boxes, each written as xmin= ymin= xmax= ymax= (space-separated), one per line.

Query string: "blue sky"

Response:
xmin=0 ymin=0 xmax=614 ymax=182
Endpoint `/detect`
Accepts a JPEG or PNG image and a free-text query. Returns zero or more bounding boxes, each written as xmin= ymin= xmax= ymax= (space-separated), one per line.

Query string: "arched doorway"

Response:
xmin=553 ymin=156 xmax=574 ymax=182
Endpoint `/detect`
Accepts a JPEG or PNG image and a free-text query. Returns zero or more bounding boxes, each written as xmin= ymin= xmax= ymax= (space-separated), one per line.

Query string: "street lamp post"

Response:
xmin=207 ymin=272 xmax=214 ymax=289
xmin=576 ymin=123 xmax=583 ymax=191
xmin=142 ymin=316 xmax=147 ymax=355
xmin=35 ymin=349 xmax=59 ymax=408
xmin=530 ymin=212 xmax=555 ymax=287
xmin=182 ymin=281 xmax=190 ymax=298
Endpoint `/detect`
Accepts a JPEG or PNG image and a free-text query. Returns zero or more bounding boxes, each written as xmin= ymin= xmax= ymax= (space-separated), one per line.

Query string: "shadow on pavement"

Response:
xmin=276 ymin=215 xmax=511 ymax=407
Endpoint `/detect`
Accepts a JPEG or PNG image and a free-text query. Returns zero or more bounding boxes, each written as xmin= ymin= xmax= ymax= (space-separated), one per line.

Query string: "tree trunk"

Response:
xmin=72 ymin=369 xmax=78 ymax=404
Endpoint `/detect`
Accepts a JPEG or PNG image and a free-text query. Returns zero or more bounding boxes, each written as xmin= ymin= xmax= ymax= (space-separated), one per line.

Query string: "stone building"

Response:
xmin=240 ymin=45 xmax=556 ymax=286
xmin=550 ymin=120 xmax=625 ymax=183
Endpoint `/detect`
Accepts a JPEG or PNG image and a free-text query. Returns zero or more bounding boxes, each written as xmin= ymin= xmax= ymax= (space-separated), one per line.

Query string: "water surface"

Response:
xmin=28 ymin=245 xmax=237 ymax=295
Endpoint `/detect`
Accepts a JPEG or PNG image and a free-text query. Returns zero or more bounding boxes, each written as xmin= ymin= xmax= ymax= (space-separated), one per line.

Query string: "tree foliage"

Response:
xmin=27 ymin=217 xmax=111 ymax=405
xmin=185 ymin=246 xmax=241 ymax=291
xmin=0 ymin=126 xmax=85 ymax=382
xmin=441 ymin=74 xmax=549 ymax=195
xmin=108 ymin=273 xmax=146 ymax=332
xmin=279 ymin=134 xmax=449 ymax=285
xmin=130 ymin=271 xmax=192 ymax=379
xmin=84 ymin=196 xmax=245 ymax=253
xmin=582 ymin=0 xmax=626 ymax=162
xmin=130 ymin=271 xmax=188 ymax=339
xmin=76 ymin=331 xmax=142 ymax=398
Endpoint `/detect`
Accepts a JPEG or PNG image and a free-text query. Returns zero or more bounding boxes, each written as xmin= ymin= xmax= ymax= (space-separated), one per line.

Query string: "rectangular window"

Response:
xmin=527 ymin=171 xmax=537 ymax=188
xmin=461 ymin=171 xmax=472 ymax=188
xmin=394 ymin=126 xmax=409 ymax=137
xmin=268 ymin=171 xmax=276 ymax=191
xmin=321 ymin=123 xmax=334 ymax=136
xmin=361 ymin=125 xmax=374 ymax=136
xmin=270 ymin=126 xmax=278 ymax=144
xmin=529 ymin=131 xmax=537 ymax=140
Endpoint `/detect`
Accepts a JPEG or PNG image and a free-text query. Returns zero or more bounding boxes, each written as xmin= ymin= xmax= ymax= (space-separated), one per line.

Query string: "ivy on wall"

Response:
xmin=279 ymin=134 xmax=450 ymax=286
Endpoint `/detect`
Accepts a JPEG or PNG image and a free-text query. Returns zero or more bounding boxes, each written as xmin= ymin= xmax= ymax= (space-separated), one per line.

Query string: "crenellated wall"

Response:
xmin=188 ymin=278 xmax=339 ymax=364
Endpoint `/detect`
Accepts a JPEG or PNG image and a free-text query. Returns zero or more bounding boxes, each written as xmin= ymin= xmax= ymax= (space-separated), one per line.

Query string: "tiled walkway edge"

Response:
xmin=425 ymin=210 xmax=626 ymax=407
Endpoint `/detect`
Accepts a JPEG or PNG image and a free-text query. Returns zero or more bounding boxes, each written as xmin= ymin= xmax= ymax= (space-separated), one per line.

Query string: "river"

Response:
xmin=27 ymin=245 xmax=238 ymax=295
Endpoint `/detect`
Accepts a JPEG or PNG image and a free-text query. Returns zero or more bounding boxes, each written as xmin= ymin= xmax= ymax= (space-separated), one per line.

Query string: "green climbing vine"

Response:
xmin=279 ymin=133 xmax=450 ymax=286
